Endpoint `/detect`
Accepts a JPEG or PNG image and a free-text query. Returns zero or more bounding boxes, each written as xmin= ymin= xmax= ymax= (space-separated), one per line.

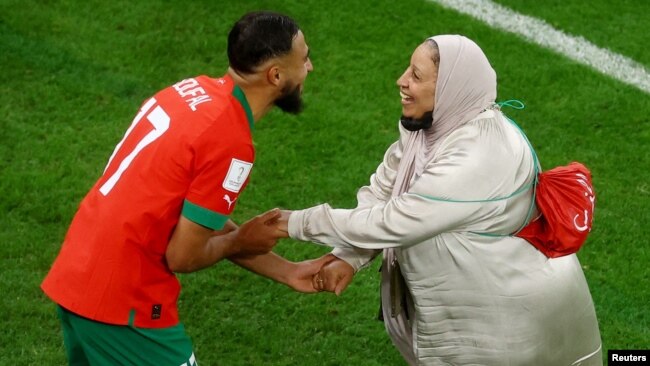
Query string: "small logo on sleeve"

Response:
xmin=151 ymin=304 xmax=162 ymax=319
xmin=223 ymin=194 xmax=237 ymax=210
xmin=223 ymin=159 xmax=252 ymax=193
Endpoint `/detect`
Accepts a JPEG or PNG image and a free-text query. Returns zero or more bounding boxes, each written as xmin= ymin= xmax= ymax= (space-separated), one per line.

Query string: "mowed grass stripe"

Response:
xmin=492 ymin=0 xmax=650 ymax=68
xmin=430 ymin=0 xmax=650 ymax=94
xmin=1 ymin=0 xmax=648 ymax=365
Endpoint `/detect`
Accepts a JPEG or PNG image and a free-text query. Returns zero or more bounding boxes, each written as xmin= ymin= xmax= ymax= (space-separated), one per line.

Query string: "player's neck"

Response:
xmin=227 ymin=68 xmax=276 ymax=124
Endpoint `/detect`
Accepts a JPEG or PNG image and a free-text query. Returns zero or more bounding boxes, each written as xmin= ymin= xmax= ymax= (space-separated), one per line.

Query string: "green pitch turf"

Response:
xmin=1 ymin=0 xmax=648 ymax=364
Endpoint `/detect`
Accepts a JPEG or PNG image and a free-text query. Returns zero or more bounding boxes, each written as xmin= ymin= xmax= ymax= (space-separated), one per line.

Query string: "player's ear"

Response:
xmin=266 ymin=65 xmax=282 ymax=87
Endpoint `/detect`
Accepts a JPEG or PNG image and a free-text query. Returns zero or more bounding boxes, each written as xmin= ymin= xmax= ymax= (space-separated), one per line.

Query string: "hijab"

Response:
xmin=391 ymin=35 xmax=497 ymax=197
xmin=382 ymin=36 xmax=498 ymax=361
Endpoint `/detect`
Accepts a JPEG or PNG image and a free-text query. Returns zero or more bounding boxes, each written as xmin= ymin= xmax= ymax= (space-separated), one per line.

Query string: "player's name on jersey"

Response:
xmin=173 ymin=78 xmax=213 ymax=111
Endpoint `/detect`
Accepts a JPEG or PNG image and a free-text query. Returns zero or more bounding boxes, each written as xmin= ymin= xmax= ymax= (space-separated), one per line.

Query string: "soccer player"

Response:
xmin=41 ymin=11 xmax=326 ymax=365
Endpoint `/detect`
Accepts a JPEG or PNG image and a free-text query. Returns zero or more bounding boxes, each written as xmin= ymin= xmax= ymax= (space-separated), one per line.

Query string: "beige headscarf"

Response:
xmin=391 ymin=35 xmax=497 ymax=196
xmin=382 ymin=35 xmax=498 ymax=364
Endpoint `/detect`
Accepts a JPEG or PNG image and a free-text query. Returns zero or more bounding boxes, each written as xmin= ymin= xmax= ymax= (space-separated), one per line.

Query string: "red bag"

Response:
xmin=516 ymin=162 xmax=595 ymax=258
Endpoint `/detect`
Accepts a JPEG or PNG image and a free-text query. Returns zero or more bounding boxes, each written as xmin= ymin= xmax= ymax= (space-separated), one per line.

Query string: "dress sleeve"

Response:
xmin=355 ymin=139 xmax=402 ymax=207
xmin=288 ymin=124 xmax=519 ymax=249
xmin=331 ymin=137 xmax=404 ymax=270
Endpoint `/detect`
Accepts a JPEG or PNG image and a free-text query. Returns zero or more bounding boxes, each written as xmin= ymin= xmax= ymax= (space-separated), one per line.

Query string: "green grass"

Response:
xmin=493 ymin=0 xmax=650 ymax=67
xmin=1 ymin=0 xmax=648 ymax=364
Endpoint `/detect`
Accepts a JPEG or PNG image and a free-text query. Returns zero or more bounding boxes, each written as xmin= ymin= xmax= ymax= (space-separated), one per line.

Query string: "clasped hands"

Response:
xmin=233 ymin=208 xmax=355 ymax=295
xmin=307 ymin=254 xmax=355 ymax=295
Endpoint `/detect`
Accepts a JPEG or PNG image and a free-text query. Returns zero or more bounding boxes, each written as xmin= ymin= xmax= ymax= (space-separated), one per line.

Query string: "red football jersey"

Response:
xmin=41 ymin=75 xmax=255 ymax=328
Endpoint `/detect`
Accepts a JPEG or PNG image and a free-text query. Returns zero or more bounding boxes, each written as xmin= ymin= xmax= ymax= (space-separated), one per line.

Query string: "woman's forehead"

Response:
xmin=410 ymin=43 xmax=436 ymax=71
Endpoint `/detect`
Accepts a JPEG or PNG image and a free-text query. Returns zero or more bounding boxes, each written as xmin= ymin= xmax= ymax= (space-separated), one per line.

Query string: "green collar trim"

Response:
xmin=232 ymin=85 xmax=255 ymax=132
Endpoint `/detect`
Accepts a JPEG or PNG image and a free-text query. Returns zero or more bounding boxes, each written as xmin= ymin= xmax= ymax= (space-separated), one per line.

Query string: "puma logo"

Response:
xmin=223 ymin=194 xmax=237 ymax=210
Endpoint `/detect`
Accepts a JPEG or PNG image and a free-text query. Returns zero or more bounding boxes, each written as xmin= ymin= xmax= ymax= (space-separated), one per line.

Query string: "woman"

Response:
xmin=281 ymin=35 xmax=602 ymax=365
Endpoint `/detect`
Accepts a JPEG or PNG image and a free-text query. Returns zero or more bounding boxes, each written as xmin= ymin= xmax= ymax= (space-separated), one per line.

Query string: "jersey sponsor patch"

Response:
xmin=222 ymin=158 xmax=252 ymax=193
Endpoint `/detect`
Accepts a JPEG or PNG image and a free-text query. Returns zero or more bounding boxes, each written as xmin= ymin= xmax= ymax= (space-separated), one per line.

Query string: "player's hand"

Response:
xmin=313 ymin=258 xmax=355 ymax=296
xmin=233 ymin=208 xmax=285 ymax=256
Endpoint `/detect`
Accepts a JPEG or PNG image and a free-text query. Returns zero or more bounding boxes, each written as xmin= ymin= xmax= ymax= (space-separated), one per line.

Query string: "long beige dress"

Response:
xmin=288 ymin=110 xmax=602 ymax=365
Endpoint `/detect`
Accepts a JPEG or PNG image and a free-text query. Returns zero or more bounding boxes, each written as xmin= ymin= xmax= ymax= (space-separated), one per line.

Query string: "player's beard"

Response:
xmin=274 ymin=82 xmax=303 ymax=114
xmin=400 ymin=110 xmax=433 ymax=131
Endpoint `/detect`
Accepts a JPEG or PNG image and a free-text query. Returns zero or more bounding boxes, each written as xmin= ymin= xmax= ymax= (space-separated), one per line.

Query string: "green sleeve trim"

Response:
xmin=181 ymin=199 xmax=228 ymax=230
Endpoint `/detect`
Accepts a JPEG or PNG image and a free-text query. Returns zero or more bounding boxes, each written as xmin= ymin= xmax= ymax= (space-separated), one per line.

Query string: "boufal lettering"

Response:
xmin=173 ymin=78 xmax=213 ymax=111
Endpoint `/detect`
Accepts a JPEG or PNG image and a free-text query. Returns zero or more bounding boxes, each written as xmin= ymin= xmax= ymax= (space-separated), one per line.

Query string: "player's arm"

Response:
xmin=166 ymin=209 xmax=284 ymax=273
xmin=227 ymin=210 xmax=296 ymax=283
xmin=217 ymin=213 xmax=335 ymax=292
xmin=228 ymin=252 xmax=336 ymax=293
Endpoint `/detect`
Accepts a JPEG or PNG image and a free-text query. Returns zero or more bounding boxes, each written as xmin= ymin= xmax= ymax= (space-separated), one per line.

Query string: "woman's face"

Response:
xmin=396 ymin=43 xmax=438 ymax=119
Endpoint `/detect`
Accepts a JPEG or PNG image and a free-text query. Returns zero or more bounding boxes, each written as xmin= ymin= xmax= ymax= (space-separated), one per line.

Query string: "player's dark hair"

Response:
xmin=228 ymin=11 xmax=300 ymax=74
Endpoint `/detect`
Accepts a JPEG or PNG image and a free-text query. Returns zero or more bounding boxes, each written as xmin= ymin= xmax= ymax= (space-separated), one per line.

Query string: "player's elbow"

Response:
xmin=165 ymin=250 xmax=201 ymax=273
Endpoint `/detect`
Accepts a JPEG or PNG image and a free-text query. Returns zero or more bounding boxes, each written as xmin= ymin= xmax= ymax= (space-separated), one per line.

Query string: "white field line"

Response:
xmin=430 ymin=0 xmax=650 ymax=94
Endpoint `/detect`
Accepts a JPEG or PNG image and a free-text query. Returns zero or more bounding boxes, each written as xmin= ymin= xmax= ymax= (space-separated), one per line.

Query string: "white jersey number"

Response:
xmin=99 ymin=98 xmax=170 ymax=195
